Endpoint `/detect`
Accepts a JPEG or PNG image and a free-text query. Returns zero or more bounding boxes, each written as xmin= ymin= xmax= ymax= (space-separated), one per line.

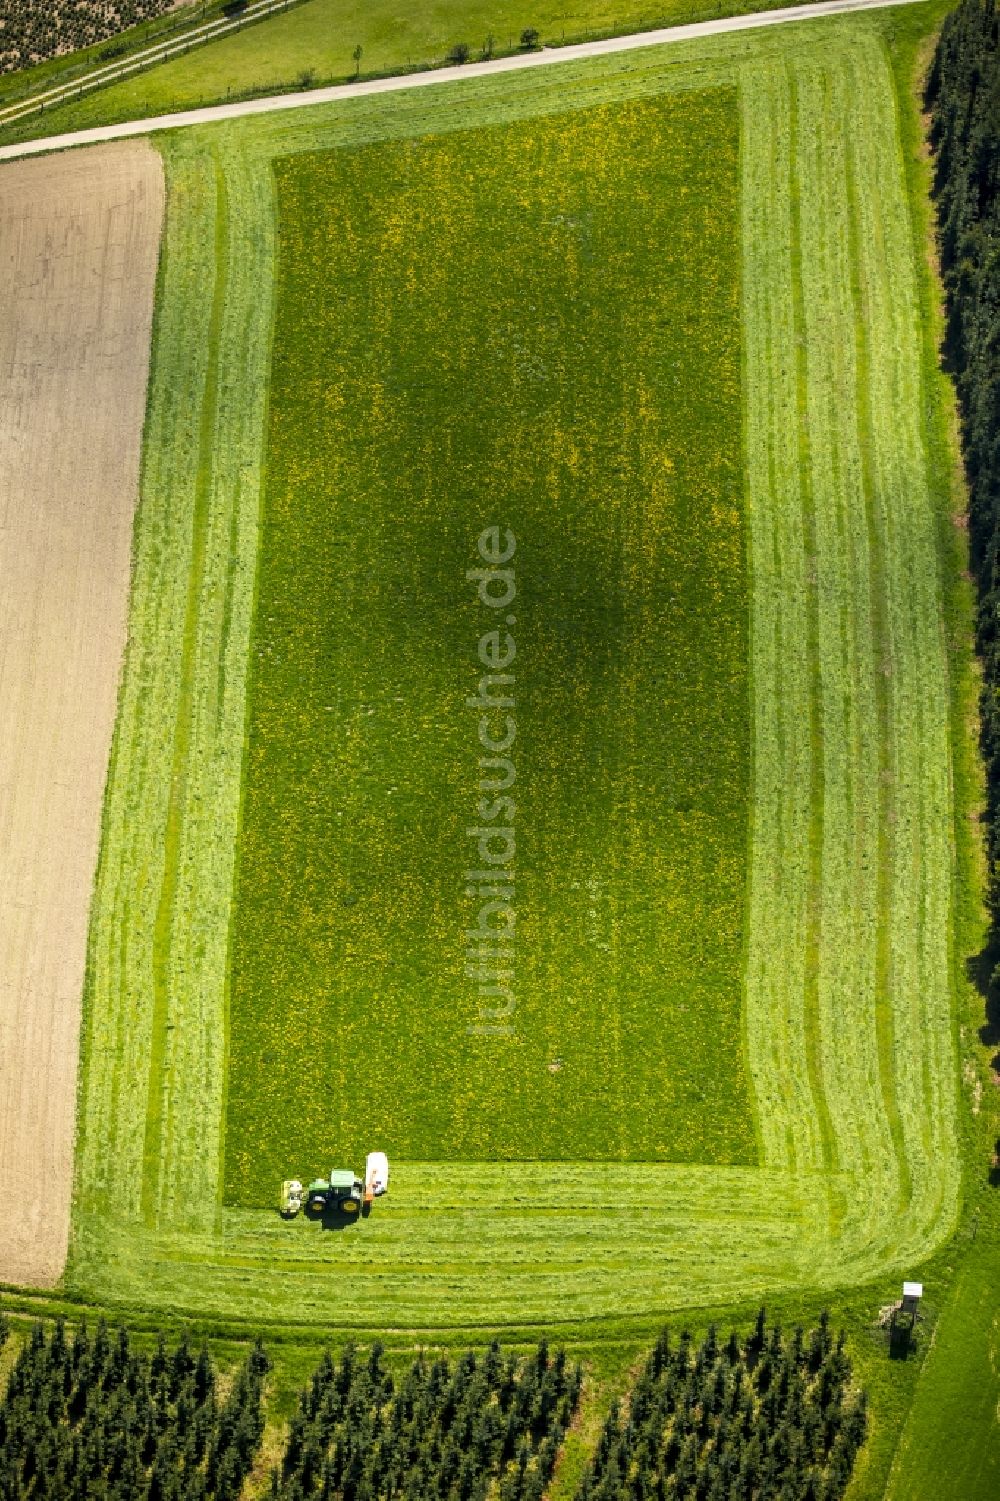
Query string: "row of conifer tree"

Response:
xmin=0 ymin=1313 xmax=582 ymax=1501
xmin=0 ymin=1310 xmax=268 ymax=1500
xmin=575 ymin=1311 xmax=867 ymax=1501
xmin=270 ymin=1338 xmax=583 ymax=1500
xmin=0 ymin=2 xmax=175 ymax=75
xmin=927 ymin=1 xmax=1000 ymax=980
xmin=0 ymin=1307 xmax=868 ymax=1499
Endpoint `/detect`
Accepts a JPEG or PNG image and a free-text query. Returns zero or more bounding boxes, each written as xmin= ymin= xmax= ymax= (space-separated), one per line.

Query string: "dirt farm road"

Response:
xmin=0 ymin=0 xmax=928 ymax=162
xmin=0 ymin=144 xmax=163 ymax=1286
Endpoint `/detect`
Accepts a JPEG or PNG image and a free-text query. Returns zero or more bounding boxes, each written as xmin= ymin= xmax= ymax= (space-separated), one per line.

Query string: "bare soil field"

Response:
xmin=0 ymin=142 xmax=163 ymax=1286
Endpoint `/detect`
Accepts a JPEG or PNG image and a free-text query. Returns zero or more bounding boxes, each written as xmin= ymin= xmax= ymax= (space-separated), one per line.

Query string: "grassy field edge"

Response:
xmin=877 ymin=11 xmax=1000 ymax=1495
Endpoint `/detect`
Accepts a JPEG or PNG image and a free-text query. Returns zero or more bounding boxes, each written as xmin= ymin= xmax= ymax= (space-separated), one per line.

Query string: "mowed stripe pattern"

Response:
xmin=76 ymin=136 xmax=274 ymax=1231
xmin=742 ymin=42 xmax=958 ymax=1272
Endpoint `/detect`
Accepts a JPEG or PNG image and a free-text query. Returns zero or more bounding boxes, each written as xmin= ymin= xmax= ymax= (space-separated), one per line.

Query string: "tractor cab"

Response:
xmin=297 ymin=1171 xmax=364 ymax=1217
xmin=326 ymin=1168 xmax=364 ymax=1216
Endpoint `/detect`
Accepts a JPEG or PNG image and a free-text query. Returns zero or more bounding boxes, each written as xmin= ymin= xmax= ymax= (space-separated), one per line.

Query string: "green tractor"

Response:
xmin=311 ymin=1170 xmax=363 ymax=1217
xmin=280 ymin=1170 xmax=363 ymax=1219
xmin=280 ymin=1153 xmax=389 ymax=1221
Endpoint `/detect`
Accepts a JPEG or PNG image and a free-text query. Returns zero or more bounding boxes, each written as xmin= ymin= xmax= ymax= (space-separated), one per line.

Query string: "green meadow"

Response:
xmin=225 ymin=90 xmax=753 ymax=1197
xmin=0 ymin=0 xmax=991 ymax=1487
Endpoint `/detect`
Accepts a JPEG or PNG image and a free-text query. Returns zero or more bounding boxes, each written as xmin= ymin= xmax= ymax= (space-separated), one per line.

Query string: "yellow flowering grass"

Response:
xmin=225 ymin=89 xmax=755 ymax=1201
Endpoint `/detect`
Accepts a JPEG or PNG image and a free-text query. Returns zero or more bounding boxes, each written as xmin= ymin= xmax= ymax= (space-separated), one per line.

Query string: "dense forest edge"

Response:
xmin=927 ymin=0 xmax=1000 ymax=1043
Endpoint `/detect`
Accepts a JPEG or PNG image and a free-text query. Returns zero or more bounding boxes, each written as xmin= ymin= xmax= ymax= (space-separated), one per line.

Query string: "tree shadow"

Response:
xmin=963 ymin=945 xmax=1000 ymax=1190
xmin=965 ymin=936 xmax=1000 ymax=1055
xmin=888 ymin=1319 xmax=915 ymax=1362
xmin=991 ymin=1142 xmax=1000 ymax=1190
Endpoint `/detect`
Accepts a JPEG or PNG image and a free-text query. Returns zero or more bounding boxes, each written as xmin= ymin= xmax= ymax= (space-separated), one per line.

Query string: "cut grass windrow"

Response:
xmin=76 ymin=134 xmax=275 ymax=1233
xmin=741 ymin=39 xmax=959 ymax=1280
xmin=76 ymin=141 xmax=219 ymax=1225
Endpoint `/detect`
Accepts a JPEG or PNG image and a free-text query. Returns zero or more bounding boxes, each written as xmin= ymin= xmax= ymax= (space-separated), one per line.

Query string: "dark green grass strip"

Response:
xmin=886 ymin=1230 xmax=1000 ymax=1500
xmin=224 ymin=89 xmax=754 ymax=1202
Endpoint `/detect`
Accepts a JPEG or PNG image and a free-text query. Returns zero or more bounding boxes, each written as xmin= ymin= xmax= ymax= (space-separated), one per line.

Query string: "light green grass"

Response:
xmin=1 ymin=0 xmax=846 ymax=145
xmin=70 ymin=9 xmax=964 ymax=1336
xmin=76 ymin=129 xmax=274 ymax=1232
xmin=73 ymin=1164 xmax=818 ymax=1327
xmin=742 ymin=34 xmax=958 ymax=1272
xmin=225 ymin=88 xmax=754 ymax=1194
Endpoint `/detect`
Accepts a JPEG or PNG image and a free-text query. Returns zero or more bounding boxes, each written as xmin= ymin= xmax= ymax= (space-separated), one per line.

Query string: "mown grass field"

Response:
xmin=66 ymin=6 xmax=973 ymax=1354
xmin=225 ymin=90 xmax=753 ymax=1196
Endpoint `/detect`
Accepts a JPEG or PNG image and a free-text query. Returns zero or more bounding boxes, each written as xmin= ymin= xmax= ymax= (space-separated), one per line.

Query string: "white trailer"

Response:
xmin=365 ymin=1151 xmax=389 ymax=1200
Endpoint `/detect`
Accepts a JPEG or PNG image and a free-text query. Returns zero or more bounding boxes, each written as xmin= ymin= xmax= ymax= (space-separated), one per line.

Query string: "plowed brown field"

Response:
xmin=0 ymin=142 xmax=163 ymax=1286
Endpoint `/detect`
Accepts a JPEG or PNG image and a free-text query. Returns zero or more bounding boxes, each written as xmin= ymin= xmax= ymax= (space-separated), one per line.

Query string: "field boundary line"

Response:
xmin=0 ymin=0 xmax=929 ymax=161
